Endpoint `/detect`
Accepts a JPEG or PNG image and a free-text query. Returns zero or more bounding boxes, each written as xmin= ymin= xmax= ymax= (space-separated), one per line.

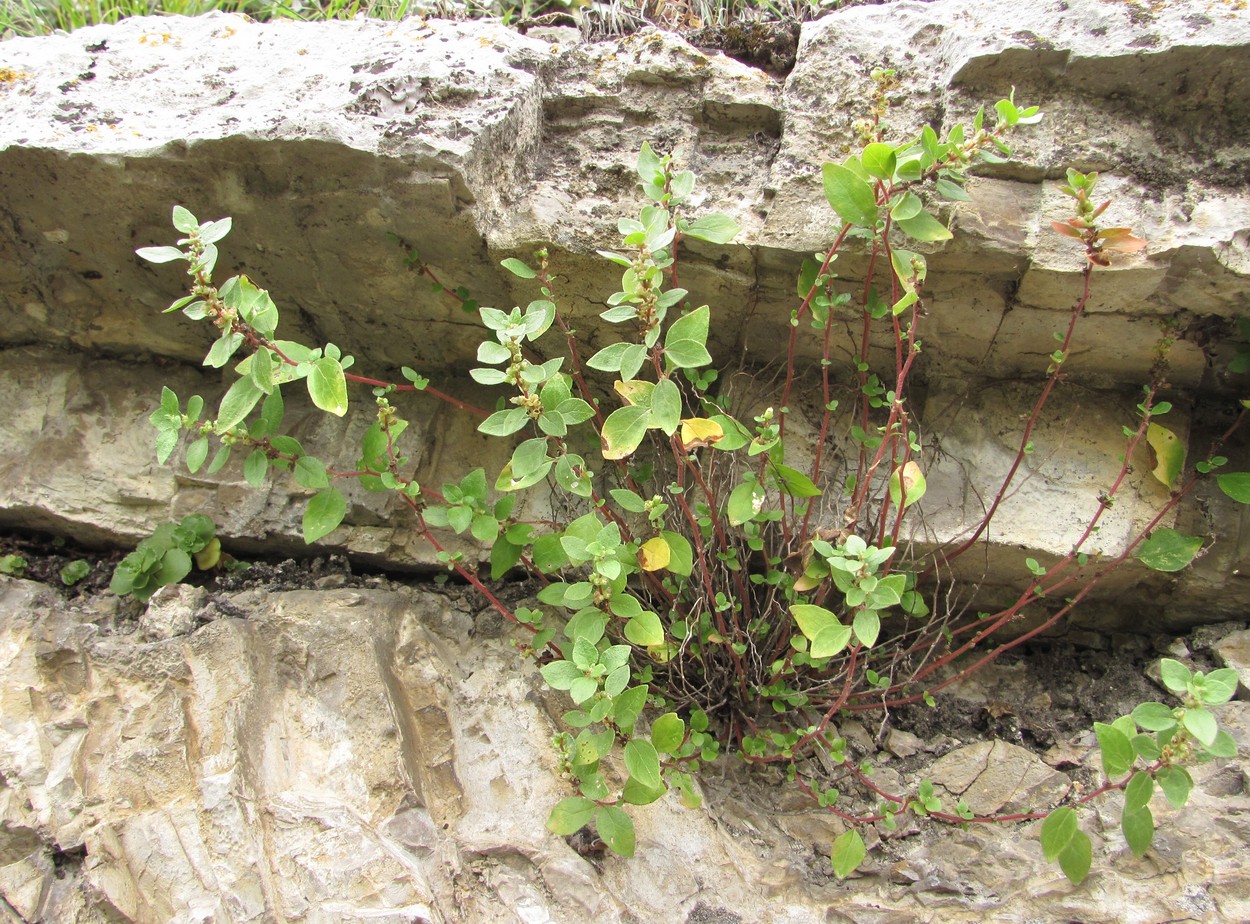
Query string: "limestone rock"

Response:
xmin=929 ymin=740 xmax=1071 ymax=815
xmin=3 ymin=577 xmax=1249 ymax=922
xmin=1214 ymin=626 xmax=1250 ymax=700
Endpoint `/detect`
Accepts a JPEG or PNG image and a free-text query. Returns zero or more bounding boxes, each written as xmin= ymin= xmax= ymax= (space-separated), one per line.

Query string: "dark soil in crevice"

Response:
xmin=890 ymin=637 xmax=1162 ymax=755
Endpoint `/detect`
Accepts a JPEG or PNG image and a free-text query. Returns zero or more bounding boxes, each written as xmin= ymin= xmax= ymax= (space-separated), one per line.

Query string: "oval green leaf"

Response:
xmin=308 ymin=356 xmax=348 ymax=417
xmin=303 ymin=488 xmax=346 ymax=543
xmin=1136 ymin=528 xmax=1202 ymax=573
xmin=822 ymin=163 xmax=878 ymax=228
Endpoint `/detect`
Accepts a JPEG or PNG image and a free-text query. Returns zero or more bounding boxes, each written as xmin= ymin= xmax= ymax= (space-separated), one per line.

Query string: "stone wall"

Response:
xmin=2 ymin=1 xmax=1250 ymax=921
xmin=2 ymin=0 xmax=1250 ymax=617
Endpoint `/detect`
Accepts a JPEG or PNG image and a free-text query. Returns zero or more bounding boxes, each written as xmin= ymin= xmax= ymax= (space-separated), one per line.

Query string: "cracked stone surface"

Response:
xmin=1 ymin=578 xmax=1248 ymax=922
xmin=929 ymin=739 xmax=1071 ymax=815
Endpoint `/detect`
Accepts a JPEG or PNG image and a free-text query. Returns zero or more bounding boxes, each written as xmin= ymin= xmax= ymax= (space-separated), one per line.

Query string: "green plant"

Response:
xmin=135 ymin=82 xmax=1249 ymax=883
xmin=110 ymin=513 xmax=220 ymax=601
xmin=1043 ymin=657 xmax=1239 ymax=883
xmin=0 ymin=553 xmax=27 ymax=577
xmin=60 ymin=559 xmax=91 ymax=586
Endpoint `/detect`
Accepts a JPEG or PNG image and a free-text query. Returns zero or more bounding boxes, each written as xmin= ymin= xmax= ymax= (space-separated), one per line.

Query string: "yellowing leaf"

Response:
xmin=614 ymin=379 xmax=655 ymax=407
xmin=679 ymin=417 xmax=724 ymax=450
xmin=887 ymin=460 xmax=926 ymax=508
xmin=1146 ymin=423 xmax=1185 ymax=489
xmin=639 ymin=536 xmax=671 ymax=572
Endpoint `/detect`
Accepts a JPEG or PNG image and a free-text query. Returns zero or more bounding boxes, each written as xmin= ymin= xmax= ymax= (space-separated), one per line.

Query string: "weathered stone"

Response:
xmin=1214 ymin=627 xmax=1250 ymax=700
xmin=0 ymin=346 xmax=510 ymax=570
xmin=2 ymin=577 xmax=1250 ymax=922
xmin=138 ymin=583 xmax=206 ymax=639
xmin=929 ymin=740 xmax=1071 ymax=815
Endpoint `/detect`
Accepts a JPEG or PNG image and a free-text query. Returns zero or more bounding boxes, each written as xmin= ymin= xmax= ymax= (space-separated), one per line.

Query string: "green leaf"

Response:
xmin=622 ymin=776 xmax=666 ymax=806
xmin=887 ymin=460 xmax=926 ymax=508
xmin=204 ymin=331 xmax=243 ymax=368
xmin=1182 ymin=707 xmax=1217 ymax=746
xmin=613 ymin=686 xmax=648 ymax=732
xmin=490 ymin=537 xmax=523 ymax=579
xmin=1204 ymin=729 xmax=1238 ymax=758
xmin=667 ymin=306 xmax=709 ymax=346
xmin=611 ymin=489 xmax=647 ymax=513
xmin=307 ymin=357 xmax=348 ymax=417
xmin=624 ymin=739 xmax=663 ymax=790
xmin=1093 ymin=722 xmax=1135 ymax=778
xmin=660 ymin=531 xmax=693 ymax=578
xmin=651 ymin=713 xmax=686 ymax=754
xmin=624 ymin=611 xmax=665 ymax=647
xmin=205 ymin=445 xmax=231 ymax=474
xmin=60 ymin=559 xmax=90 ymax=586
xmin=896 ymin=209 xmax=953 ymax=242
xmin=569 ymin=677 xmax=597 ymax=704
xmin=303 ymin=488 xmax=346 ymax=543
xmin=1154 ymin=766 xmax=1193 ymax=809
xmin=602 ymin=405 xmax=650 ymax=460
xmin=727 ymin=481 xmax=762 ymax=526
xmin=636 ymin=141 xmax=664 ymax=185
xmin=185 ymin=436 xmax=210 ymax=473
xmin=1130 ymin=702 xmax=1177 ymax=732
xmin=791 ymin=604 xmax=852 ymax=658
xmin=155 ymin=428 xmax=180 ymax=465
xmin=294 ymin=455 xmax=329 ymax=490
xmin=664 ymin=339 xmax=712 ymax=370
xmin=889 ymin=191 xmax=923 ymax=220
xmin=1122 ymin=803 xmax=1154 ymax=859
xmin=890 ymin=249 xmax=927 ymax=292
xmin=594 ymin=805 xmax=635 ymax=858
xmin=532 ymin=534 xmax=568 ymax=573
xmin=650 ymin=378 xmax=682 ymax=436
xmin=136 ymin=245 xmax=187 ymax=264
xmin=1130 ymin=733 xmax=1161 ymax=762
xmin=831 ymin=829 xmax=866 ymax=878
xmin=1200 ymin=668 xmax=1239 ymax=705
xmin=216 ymin=376 xmax=264 ymax=432
xmin=1159 ymin=658 xmax=1192 ymax=693
xmin=852 ymin=609 xmax=880 ymax=648
xmin=934 ymin=177 xmax=972 ymax=201
xmin=547 ymin=796 xmax=596 ymax=836
xmin=1136 ymin=529 xmax=1202 ymax=573
xmin=684 ymin=214 xmax=740 ymax=245
xmin=541 ymin=660 xmax=582 ymax=691
xmin=155 ymin=548 xmax=193 ymax=588
xmin=822 ymin=164 xmax=878 ymax=228
xmin=772 ymin=464 xmax=822 ymax=498
xmin=861 ymin=142 xmax=897 ymax=181
xmin=172 ymin=205 xmax=199 ymax=233
xmin=1041 ymin=806 xmax=1092 ymax=885
xmin=478 ymin=408 xmax=529 ymax=437
xmin=501 ymin=257 xmax=536 ymax=279
xmin=1124 ymin=770 xmax=1153 ymax=811
xmin=1217 ymin=472 xmax=1250 ymax=503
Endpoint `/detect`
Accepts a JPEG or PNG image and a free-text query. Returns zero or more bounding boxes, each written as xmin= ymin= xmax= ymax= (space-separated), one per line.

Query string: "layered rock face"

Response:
xmin=2 ymin=0 xmax=1250 ymax=921
xmin=2 ymin=578 xmax=1249 ymax=923
xmin=2 ymin=0 xmax=1250 ymax=617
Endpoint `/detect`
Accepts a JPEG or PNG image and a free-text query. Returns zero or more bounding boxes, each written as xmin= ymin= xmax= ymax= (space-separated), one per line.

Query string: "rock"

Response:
xmin=2 ymin=578 xmax=1250 ymax=921
xmin=0 ymin=3 xmax=1249 ymax=621
xmin=1213 ymin=628 xmax=1250 ymax=700
xmin=886 ymin=729 xmax=924 ymax=759
xmin=139 ymin=582 xmax=206 ymax=639
xmin=929 ymin=740 xmax=1071 ymax=815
